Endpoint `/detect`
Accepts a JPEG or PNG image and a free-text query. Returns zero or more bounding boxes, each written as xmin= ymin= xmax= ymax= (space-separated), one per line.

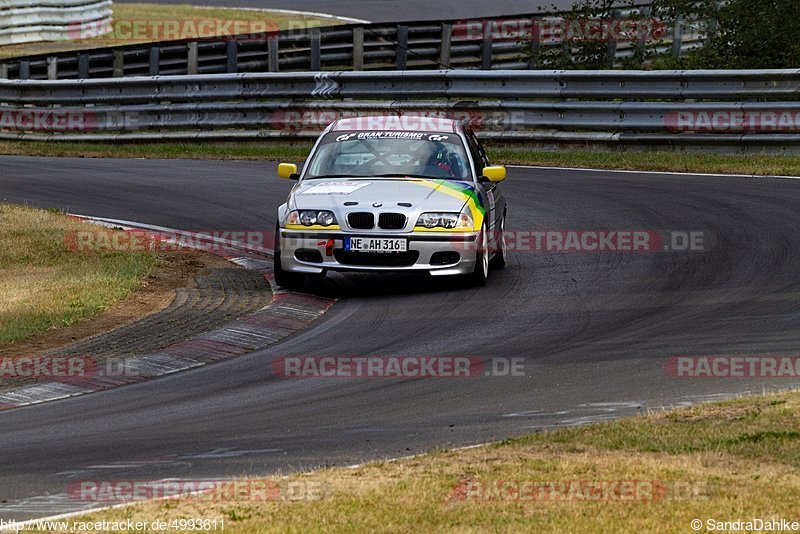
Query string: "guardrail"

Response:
xmin=0 ymin=0 xmax=112 ymax=47
xmin=0 ymin=4 xmax=703 ymax=80
xmin=2 ymin=70 xmax=800 ymax=153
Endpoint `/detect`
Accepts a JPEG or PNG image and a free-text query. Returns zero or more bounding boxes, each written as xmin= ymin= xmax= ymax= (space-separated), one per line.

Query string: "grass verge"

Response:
xmin=51 ymin=390 xmax=800 ymax=533
xmin=0 ymin=4 xmax=341 ymax=59
xmin=491 ymin=146 xmax=800 ymax=176
xmin=3 ymin=140 xmax=800 ymax=177
xmin=0 ymin=204 xmax=156 ymax=345
xmin=0 ymin=141 xmax=313 ymax=161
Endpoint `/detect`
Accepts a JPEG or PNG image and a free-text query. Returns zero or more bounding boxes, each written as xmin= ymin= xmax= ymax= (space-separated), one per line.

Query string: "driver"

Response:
xmin=427 ymin=143 xmax=466 ymax=178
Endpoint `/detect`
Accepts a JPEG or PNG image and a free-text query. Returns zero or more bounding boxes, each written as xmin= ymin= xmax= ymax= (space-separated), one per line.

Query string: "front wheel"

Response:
xmin=489 ymin=213 xmax=507 ymax=269
xmin=273 ymin=226 xmax=305 ymax=289
xmin=464 ymin=223 xmax=489 ymax=287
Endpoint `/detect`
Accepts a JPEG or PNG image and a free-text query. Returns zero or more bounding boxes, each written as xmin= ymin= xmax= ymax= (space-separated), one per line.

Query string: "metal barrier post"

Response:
xmin=353 ymin=27 xmax=364 ymax=71
xmin=268 ymin=36 xmax=279 ymax=72
xmin=440 ymin=23 xmax=452 ymax=69
xmin=607 ymin=10 xmax=621 ymax=67
xmin=310 ymin=28 xmax=321 ymax=70
xmin=78 ymin=54 xmax=89 ymax=78
xmin=149 ymin=47 xmax=160 ymax=76
xmin=18 ymin=60 xmax=30 ymax=80
xmin=47 ymin=57 xmax=58 ymax=80
xmin=481 ymin=21 xmax=493 ymax=70
xmin=528 ymin=17 xmax=540 ymax=69
xmin=187 ymin=42 xmax=198 ymax=75
xmin=113 ymin=51 xmax=124 ymax=77
xmin=396 ymin=25 xmax=408 ymax=70
xmin=671 ymin=16 xmax=684 ymax=58
xmin=227 ymin=40 xmax=238 ymax=73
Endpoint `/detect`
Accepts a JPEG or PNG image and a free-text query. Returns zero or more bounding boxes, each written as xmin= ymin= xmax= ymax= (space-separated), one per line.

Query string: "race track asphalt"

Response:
xmin=1 ymin=157 xmax=799 ymax=520
xmin=113 ymin=0 xmax=580 ymax=22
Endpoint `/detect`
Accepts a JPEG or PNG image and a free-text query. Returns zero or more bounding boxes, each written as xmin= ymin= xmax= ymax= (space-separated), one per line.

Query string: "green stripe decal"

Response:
xmin=434 ymin=180 xmax=486 ymax=216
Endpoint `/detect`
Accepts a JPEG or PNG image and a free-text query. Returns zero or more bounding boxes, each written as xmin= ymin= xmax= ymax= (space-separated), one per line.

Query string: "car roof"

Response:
xmin=330 ymin=115 xmax=461 ymax=133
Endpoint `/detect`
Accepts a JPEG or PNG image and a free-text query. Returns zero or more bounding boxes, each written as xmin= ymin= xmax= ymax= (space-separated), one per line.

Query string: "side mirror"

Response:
xmin=481 ymin=166 xmax=506 ymax=183
xmin=278 ymin=163 xmax=300 ymax=180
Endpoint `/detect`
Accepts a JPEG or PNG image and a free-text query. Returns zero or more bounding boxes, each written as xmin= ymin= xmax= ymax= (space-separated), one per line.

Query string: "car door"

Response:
xmin=464 ymin=129 xmax=505 ymax=237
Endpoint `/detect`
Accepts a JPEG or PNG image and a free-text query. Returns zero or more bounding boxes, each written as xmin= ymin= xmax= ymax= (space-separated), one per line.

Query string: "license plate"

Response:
xmin=345 ymin=237 xmax=408 ymax=253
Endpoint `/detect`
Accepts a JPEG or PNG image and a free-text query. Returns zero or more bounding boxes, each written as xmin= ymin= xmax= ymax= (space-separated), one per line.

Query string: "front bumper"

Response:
xmin=279 ymin=229 xmax=480 ymax=276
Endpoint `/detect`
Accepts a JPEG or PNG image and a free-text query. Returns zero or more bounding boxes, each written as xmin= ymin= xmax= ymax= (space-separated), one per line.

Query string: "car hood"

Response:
xmin=289 ymin=177 xmax=478 ymax=213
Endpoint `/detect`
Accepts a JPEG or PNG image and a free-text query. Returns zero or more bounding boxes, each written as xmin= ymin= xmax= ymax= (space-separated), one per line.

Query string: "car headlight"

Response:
xmin=317 ymin=211 xmax=336 ymax=226
xmin=286 ymin=210 xmax=337 ymax=227
xmin=300 ymin=211 xmax=317 ymax=226
xmin=416 ymin=212 xmax=473 ymax=230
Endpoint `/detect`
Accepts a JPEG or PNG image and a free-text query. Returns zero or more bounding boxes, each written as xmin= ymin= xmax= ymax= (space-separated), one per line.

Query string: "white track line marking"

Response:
xmin=190 ymin=5 xmax=370 ymax=24
xmin=345 ymin=443 xmax=489 ymax=469
xmin=507 ymin=164 xmax=800 ymax=180
xmin=6 ymin=444 xmax=492 ymax=530
xmin=0 ymin=480 xmax=239 ymax=532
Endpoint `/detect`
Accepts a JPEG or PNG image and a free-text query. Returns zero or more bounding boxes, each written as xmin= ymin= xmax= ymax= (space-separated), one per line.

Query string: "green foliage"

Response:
xmin=652 ymin=0 xmax=800 ymax=69
xmin=527 ymin=0 xmax=800 ymax=69
xmin=530 ymin=1 xmax=648 ymax=69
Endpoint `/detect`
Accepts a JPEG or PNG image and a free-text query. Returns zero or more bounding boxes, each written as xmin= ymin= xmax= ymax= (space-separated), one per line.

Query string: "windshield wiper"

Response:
xmin=305 ymin=174 xmax=360 ymax=180
xmin=375 ymin=173 xmax=441 ymax=179
xmin=307 ymin=173 xmax=459 ymax=180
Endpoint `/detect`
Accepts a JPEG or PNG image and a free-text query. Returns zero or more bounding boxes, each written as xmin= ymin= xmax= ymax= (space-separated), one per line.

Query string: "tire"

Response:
xmin=489 ymin=213 xmax=507 ymax=269
xmin=273 ymin=226 xmax=305 ymax=289
xmin=465 ymin=223 xmax=489 ymax=287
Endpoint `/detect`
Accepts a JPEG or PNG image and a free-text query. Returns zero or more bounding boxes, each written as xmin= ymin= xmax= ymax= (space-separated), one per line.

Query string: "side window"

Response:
xmin=469 ymin=130 xmax=490 ymax=167
xmin=463 ymin=130 xmax=485 ymax=178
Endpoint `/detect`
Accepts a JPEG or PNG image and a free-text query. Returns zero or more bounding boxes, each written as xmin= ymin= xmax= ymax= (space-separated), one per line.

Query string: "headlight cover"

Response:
xmin=416 ymin=212 xmax=473 ymax=230
xmin=286 ymin=210 xmax=337 ymax=227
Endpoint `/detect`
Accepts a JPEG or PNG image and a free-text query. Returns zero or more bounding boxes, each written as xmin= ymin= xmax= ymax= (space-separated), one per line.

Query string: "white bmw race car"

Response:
xmin=274 ymin=115 xmax=507 ymax=287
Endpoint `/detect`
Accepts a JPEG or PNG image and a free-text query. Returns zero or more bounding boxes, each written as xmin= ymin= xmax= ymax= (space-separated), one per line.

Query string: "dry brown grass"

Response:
xmin=0 ymin=204 xmax=156 ymax=345
xmin=0 ymin=4 xmax=341 ymax=59
xmin=41 ymin=391 xmax=800 ymax=533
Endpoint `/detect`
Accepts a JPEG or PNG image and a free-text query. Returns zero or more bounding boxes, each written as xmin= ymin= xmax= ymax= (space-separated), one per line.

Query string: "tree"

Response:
xmin=653 ymin=0 xmax=800 ymax=69
xmin=529 ymin=0 xmax=800 ymax=69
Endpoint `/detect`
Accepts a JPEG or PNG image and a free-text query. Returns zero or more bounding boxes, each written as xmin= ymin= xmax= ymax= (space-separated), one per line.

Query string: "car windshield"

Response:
xmin=304 ymin=131 xmax=472 ymax=180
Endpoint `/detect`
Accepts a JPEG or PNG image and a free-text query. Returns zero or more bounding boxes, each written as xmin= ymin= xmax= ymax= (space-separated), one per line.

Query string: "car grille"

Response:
xmin=347 ymin=212 xmax=375 ymax=229
xmin=334 ymin=250 xmax=420 ymax=267
xmin=378 ymin=213 xmax=407 ymax=230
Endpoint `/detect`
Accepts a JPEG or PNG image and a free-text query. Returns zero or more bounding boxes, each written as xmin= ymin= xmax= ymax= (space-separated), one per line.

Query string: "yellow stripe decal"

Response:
xmin=285 ymin=224 xmax=342 ymax=231
xmin=411 ymin=180 xmax=484 ymax=232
